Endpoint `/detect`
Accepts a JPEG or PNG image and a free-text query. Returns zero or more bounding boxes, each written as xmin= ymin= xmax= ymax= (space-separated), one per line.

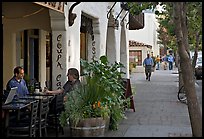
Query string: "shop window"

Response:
xmin=80 ymin=32 xmax=87 ymax=61
xmin=80 ymin=14 xmax=93 ymax=74
xmin=129 ymin=50 xmax=142 ymax=66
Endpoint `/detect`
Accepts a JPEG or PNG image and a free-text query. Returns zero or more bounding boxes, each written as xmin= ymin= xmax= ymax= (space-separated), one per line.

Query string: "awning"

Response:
xmin=129 ymin=40 xmax=152 ymax=49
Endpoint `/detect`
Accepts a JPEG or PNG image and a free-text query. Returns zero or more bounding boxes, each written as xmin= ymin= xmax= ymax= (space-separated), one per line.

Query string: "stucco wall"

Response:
xmin=128 ymin=12 xmax=160 ymax=57
xmin=67 ymin=2 xmax=129 ymax=75
xmin=3 ymin=2 xmax=51 ymax=88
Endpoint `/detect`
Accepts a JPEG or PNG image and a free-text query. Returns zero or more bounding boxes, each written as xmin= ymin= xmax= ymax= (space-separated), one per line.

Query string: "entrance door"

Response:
xmin=80 ymin=26 xmax=88 ymax=74
xmin=24 ymin=29 xmax=39 ymax=81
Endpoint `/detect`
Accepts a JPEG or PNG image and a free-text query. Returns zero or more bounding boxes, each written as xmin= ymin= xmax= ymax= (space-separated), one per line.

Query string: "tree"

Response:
xmin=187 ymin=2 xmax=202 ymax=71
xmin=172 ymin=3 xmax=202 ymax=137
xmin=156 ymin=3 xmax=177 ymax=57
xmin=128 ymin=2 xmax=202 ymax=137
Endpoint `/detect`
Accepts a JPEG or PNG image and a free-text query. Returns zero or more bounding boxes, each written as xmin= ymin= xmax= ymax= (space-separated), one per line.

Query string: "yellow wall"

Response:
xmin=2 ymin=2 xmax=51 ymax=89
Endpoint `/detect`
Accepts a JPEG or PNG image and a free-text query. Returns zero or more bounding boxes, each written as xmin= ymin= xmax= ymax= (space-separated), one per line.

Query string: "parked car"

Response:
xmin=195 ymin=57 xmax=202 ymax=79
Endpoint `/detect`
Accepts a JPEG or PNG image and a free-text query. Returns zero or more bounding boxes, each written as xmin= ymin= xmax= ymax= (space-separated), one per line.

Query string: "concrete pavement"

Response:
xmin=104 ymin=68 xmax=193 ymax=137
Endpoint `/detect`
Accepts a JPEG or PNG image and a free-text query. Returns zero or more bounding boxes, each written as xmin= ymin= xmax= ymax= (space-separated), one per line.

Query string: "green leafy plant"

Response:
xmin=60 ymin=77 xmax=110 ymax=127
xmin=60 ymin=55 xmax=128 ymax=130
xmin=80 ymin=55 xmax=127 ymax=130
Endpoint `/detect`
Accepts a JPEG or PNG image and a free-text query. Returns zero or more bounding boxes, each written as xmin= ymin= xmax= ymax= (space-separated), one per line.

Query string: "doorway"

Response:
xmin=23 ymin=29 xmax=39 ymax=81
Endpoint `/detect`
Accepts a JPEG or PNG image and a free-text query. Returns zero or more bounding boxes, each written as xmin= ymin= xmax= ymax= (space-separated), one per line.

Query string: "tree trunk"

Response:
xmin=174 ymin=50 xmax=179 ymax=68
xmin=173 ymin=2 xmax=202 ymax=137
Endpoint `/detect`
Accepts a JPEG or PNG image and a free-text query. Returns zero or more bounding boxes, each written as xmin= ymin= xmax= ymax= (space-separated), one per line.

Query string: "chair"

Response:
xmin=36 ymin=97 xmax=50 ymax=137
xmin=7 ymin=100 xmax=39 ymax=137
xmin=47 ymin=93 xmax=64 ymax=137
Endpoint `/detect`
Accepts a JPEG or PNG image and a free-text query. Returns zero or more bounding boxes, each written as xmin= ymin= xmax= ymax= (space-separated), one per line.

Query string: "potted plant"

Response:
xmin=59 ymin=55 xmax=128 ymax=136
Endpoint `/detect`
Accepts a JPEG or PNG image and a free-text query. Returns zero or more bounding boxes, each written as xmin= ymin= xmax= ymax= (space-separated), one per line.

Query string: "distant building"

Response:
xmin=128 ymin=10 xmax=160 ymax=73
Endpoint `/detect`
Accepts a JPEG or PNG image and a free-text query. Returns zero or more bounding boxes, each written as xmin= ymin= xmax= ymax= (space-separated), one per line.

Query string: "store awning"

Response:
xmin=129 ymin=40 xmax=152 ymax=49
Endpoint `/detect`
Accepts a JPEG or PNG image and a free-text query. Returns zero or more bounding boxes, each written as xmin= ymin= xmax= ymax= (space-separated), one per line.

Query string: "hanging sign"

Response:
xmin=34 ymin=2 xmax=66 ymax=13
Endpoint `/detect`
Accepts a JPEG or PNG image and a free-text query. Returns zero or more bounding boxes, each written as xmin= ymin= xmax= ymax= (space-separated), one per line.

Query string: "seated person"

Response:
xmin=6 ymin=66 xmax=29 ymax=98
xmin=44 ymin=68 xmax=81 ymax=101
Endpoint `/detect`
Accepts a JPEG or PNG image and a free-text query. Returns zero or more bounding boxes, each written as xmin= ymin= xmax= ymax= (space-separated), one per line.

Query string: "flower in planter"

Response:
xmin=60 ymin=55 xmax=128 ymax=131
xmin=59 ymin=75 xmax=110 ymax=125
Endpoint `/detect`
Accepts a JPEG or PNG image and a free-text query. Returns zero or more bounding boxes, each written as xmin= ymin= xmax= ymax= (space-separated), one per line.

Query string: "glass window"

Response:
xmin=129 ymin=50 xmax=142 ymax=66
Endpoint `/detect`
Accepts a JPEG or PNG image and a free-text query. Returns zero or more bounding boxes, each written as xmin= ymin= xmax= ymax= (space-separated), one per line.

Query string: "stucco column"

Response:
xmin=49 ymin=9 xmax=68 ymax=90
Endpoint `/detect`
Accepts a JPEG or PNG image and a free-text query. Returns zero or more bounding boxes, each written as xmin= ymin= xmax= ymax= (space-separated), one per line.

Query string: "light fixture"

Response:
xmin=69 ymin=2 xmax=80 ymax=26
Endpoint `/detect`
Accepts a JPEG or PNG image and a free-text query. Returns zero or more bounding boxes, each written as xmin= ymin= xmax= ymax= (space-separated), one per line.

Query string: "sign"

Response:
xmin=34 ymin=2 xmax=66 ymax=13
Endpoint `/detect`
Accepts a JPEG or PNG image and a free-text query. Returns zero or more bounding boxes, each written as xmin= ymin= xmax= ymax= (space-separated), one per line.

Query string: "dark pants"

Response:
xmin=145 ymin=65 xmax=152 ymax=81
xmin=169 ymin=62 xmax=173 ymax=70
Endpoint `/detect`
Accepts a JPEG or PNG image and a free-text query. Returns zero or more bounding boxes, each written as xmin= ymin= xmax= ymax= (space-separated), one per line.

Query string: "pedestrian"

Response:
xmin=155 ymin=55 xmax=161 ymax=70
xmin=162 ymin=54 xmax=168 ymax=70
xmin=44 ymin=68 xmax=81 ymax=101
xmin=168 ymin=53 xmax=174 ymax=70
xmin=143 ymin=54 xmax=154 ymax=81
xmin=6 ymin=66 xmax=29 ymax=98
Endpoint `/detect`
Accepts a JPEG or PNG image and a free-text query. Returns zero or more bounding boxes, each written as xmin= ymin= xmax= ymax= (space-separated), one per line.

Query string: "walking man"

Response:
xmin=143 ymin=54 xmax=154 ymax=81
xmin=168 ymin=53 xmax=174 ymax=70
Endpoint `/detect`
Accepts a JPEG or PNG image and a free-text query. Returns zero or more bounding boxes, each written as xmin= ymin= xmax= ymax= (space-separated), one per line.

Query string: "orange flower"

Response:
xmin=97 ymin=101 xmax=101 ymax=108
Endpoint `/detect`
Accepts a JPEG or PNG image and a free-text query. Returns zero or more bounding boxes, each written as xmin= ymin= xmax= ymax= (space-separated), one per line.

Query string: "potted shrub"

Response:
xmin=60 ymin=76 xmax=110 ymax=137
xmin=59 ymin=55 xmax=128 ymax=136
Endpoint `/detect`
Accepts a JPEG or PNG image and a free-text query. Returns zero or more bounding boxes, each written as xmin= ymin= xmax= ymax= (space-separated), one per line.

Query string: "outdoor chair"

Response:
xmin=47 ymin=93 xmax=64 ymax=137
xmin=36 ymin=97 xmax=50 ymax=137
xmin=7 ymin=100 xmax=39 ymax=137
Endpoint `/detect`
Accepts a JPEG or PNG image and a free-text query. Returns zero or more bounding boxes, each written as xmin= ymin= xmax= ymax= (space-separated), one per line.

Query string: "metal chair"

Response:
xmin=47 ymin=93 xmax=64 ymax=137
xmin=7 ymin=100 xmax=39 ymax=137
xmin=36 ymin=97 xmax=50 ymax=137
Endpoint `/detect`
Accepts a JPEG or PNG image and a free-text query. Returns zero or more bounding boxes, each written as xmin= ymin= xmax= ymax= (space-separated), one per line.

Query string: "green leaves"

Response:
xmin=80 ymin=55 xmax=126 ymax=130
xmin=60 ymin=55 xmax=127 ymax=130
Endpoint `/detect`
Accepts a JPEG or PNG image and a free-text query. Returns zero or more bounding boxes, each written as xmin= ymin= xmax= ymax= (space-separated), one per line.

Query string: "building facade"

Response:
xmin=3 ymin=2 xmax=137 ymax=90
xmin=128 ymin=9 xmax=160 ymax=73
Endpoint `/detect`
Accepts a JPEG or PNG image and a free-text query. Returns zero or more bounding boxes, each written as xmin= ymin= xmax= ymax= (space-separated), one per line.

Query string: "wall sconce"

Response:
xmin=69 ymin=2 xmax=80 ymax=26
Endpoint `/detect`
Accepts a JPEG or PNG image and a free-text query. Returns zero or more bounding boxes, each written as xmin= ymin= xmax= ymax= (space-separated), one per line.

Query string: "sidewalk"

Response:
xmin=47 ymin=68 xmax=194 ymax=137
xmin=104 ymin=68 xmax=192 ymax=137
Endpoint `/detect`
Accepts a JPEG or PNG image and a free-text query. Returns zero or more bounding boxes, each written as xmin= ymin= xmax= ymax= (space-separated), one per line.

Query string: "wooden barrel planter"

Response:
xmin=104 ymin=116 xmax=110 ymax=131
xmin=70 ymin=117 xmax=105 ymax=137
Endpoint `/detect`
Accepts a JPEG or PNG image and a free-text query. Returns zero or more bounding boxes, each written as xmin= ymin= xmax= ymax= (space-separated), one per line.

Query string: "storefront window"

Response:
xmin=129 ymin=50 xmax=142 ymax=66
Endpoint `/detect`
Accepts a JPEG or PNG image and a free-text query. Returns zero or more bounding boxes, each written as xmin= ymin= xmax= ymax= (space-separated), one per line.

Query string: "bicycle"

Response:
xmin=177 ymin=85 xmax=187 ymax=104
